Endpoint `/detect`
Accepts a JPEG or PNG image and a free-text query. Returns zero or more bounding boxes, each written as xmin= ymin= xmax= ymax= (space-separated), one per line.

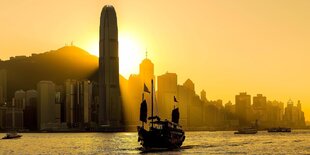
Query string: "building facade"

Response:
xmin=37 ymin=81 xmax=57 ymax=130
xmin=24 ymin=90 xmax=38 ymax=130
xmin=157 ymin=72 xmax=178 ymax=120
xmin=235 ymin=92 xmax=252 ymax=126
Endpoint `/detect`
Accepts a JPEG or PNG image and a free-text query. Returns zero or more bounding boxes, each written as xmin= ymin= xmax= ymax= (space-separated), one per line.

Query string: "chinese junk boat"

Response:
xmin=137 ymin=80 xmax=185 ymax=149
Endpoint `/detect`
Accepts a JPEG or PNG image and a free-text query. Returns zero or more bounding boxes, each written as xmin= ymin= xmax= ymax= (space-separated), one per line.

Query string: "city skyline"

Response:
xmin=0 ymin=0 xmax=310 ymax=121
xmin=0 ymin=2 xmax=310 ymax=154
xmin=0 ymin=49 xmax=306 ymax=131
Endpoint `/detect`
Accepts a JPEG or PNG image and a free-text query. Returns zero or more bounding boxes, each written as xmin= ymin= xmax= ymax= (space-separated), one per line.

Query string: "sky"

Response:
xmin=0 ymin=0 xmax=310 ymax=120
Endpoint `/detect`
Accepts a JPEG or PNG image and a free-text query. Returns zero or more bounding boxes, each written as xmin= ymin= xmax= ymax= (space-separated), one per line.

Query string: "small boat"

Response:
xmin=234 ymin=127 xmax=257 ymax=134
xmin=138 ymin=80 xmax=185 ymax=149
xmin=234 ymin=120 xmax=258 ymax=134
xmin=267 ymin=127 xmax=291 ymax=132
xmin=2 ymin=132 xmax=22 ymax=139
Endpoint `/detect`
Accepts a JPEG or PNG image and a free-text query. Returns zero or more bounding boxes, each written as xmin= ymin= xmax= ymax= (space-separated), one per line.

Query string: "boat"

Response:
xmin=234 ymin=127 xmax=258 ymax=134
xmin=234 ymin=120 xmax=258 ymax=134
xmin=137 ymin=80 xmax=185 ymax=149
xmin=267 ymin=127 xmax=291 ymax=132
xmin=2 ymin=132 xmax=22 ymax=139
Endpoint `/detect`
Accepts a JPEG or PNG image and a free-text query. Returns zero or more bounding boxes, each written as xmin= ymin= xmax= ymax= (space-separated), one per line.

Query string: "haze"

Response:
xmin=0 ymin=0 xmax=309 ymax=120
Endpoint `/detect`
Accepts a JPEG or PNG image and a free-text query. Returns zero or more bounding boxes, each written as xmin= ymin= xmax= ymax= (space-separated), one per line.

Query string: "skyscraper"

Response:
xmin=37 ymin=81 xmax=56 ymax=130
xmin=235 ymin=92 xmax=252 ymax=126
xmin=99 ymin=5 xmax=122 ymax=128
xmin=139 ymin=58 xmax=155 ymax=89
xmin=157 ymin=72 xmax=178 ymax=119
xmin=14 ymin=90 xmax=25 ymax=109
xmin=65 ymin=79 xmax=92 ymax=128
xmin=252 ymin=94 xmax=267 ymax=124
xmin=24 ymin=90 xmax=38 ymax=130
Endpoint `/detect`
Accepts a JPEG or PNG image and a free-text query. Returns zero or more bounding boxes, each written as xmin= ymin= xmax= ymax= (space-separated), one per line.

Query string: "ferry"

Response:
xmin=267 ymin=127 xmax=291 ymax=132
xmin=234 ymin=120 xmax=258 ymax=134
xmin=234 ymin=127 xmax=258 ymax=134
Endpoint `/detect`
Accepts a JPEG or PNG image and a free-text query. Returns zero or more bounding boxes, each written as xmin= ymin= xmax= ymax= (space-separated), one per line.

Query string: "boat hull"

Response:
xmin=234 ymin=131 xmax=257 ymax=134
xmin=138 ymin=127 xmax=185 ymax=149
xmin=2 ymin=135 xmax=22 ymax=139
xmin=234 ymin=128 xmax=257 ymax=134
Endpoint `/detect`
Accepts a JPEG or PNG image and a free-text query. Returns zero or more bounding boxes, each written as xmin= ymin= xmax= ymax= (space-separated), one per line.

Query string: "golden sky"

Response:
xmin=0 ymin=0 xmax=310 ymax=120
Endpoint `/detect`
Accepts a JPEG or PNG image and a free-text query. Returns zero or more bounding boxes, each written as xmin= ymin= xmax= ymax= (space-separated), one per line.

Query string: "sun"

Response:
xmin=118 ymin=34 xmax=144 ymax=78
xmin=85 ymin=33 xmax=144 ymax=79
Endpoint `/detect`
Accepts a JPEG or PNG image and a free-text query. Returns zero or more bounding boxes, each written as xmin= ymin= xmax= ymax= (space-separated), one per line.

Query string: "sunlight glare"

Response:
xmin=119 ymin=34 xmax=144 ymax=78
xmin=86 ymin=40 xmax=99 ymax=57
xmin=85 ymin=34 xmax=144 ymax=79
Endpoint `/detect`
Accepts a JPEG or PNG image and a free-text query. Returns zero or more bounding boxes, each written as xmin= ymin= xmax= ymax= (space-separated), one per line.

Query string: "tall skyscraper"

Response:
xmin=14 ymin=90 xmax=26 ymax=109
xmin=65 ymin=79 xmax=77 ymax=127
xmin=157 ymin=72 xmax=178 ymax=119
xmin=283 ymin=100 xmax=305 ymax=127
xmin=252 ymin=94 xmax=267 ymax=124
xmin=37 ymin=81 xmax=56 ymax=130
xmin=24 ymin=90 xmax=38 ymax=130
xmin=139 ymin=58 xmax=155 ymax=89
xmin=235 ymin=92 xmax=252 ymax=126
xmin=65 ymin=79 xmax=92 ymax=128
xmin=253 ymin=94 xmax=266 ymax=108
xmin=200 ymin=90 xmax=207 ymax=102
xmin=99 ymin=5 xmax=122 ymax=128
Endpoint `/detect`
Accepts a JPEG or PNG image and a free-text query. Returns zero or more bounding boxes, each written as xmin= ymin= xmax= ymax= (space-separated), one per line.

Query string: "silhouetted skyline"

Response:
xmin=1 ymin=1 xmax=310 ymax=121
xmin=0 ymin=45 xmax=307 ymax=131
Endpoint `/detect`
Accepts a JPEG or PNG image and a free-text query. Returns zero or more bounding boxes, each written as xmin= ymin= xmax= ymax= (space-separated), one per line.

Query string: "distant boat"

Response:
xmin=2 ymin=132 xmax=22 ymax=139
xmin=137 ymin=80 xmax=185 ymax=149
xmin=234 ymin=127 xmax=258 ymax=134
xmin=234 ymin=120 xmax=258 ymax=134
xmin=267 ymin=127 xmax=291 ymax=132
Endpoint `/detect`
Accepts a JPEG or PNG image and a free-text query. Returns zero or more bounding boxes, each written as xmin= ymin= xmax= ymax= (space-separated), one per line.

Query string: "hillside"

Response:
xmin=0 ymin=46 xmax=99 ymax=99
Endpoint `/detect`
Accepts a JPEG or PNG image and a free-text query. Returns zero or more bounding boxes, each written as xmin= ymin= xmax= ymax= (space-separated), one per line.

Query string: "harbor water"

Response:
xmin=0 ymin=130 xmax=309 ymax=154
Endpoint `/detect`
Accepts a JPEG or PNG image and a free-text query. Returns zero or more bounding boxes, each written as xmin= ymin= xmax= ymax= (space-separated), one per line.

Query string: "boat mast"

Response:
xmin=151 ymin=79 xmax=154 ymax=128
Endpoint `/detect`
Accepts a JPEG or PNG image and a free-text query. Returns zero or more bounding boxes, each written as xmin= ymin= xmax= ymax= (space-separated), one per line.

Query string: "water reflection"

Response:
xmin=0 ymin=131 xmax=309 ymax=154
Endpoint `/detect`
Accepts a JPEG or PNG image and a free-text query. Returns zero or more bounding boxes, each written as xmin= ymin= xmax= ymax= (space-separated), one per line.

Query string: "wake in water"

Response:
xmin=136 ymin=144 xmax=215 ymax=153
xmin=136 ymin=146 xmax=187 ymax=153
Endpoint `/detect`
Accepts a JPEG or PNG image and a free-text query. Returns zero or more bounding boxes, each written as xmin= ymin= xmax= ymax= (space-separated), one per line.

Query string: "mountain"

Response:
xmin=0 ymin=46 xmax=99 ymax=99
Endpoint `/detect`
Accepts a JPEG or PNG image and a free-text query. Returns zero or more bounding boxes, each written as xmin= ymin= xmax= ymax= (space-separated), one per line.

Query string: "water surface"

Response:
xmin=0 ymin=130 xmax=309 ymax=154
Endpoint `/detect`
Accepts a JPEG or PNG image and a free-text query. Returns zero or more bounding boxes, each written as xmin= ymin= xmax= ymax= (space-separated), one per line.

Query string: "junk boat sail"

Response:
xmin=137 ymin=80 xmax=185 ymax=149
